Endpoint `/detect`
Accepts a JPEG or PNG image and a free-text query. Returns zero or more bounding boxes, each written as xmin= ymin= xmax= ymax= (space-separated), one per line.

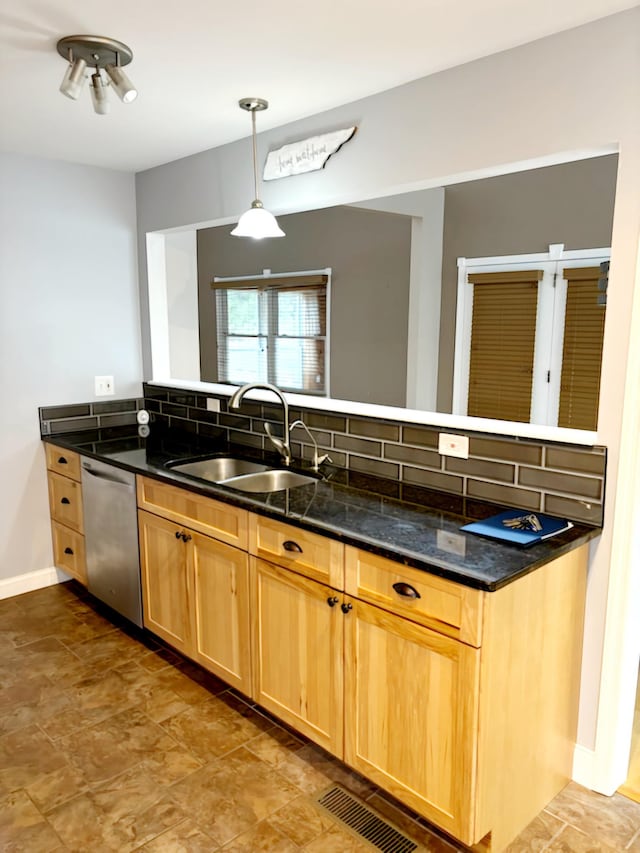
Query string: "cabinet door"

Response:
xmin=344 ymin=598 xmax=480 ymax=845
xmin=252 ymin=558 xmax=344 ymax=755
xmin=191 ymin=531 xmax=251 ymax=695
xmin=48 ymin=472 xmax=84 ymax=532
xmin=138 ymin=510 xmax=192 ymax=654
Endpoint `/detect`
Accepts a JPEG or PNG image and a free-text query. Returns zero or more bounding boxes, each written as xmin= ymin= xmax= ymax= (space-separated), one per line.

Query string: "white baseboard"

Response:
xmin=0 ymin=566 xmax=69 ymax=600
xmin=572 ymin=743 xmax=596 ymax=790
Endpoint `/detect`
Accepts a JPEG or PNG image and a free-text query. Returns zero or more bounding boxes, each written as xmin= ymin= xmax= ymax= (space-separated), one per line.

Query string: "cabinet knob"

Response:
xmin=175 ymin=531 xmax=182 ymax=539
xmin=60 ymin=497 xmax=70 ymax=505
xmin=283 ymin=540 xmax=303 ymax=554
xmin=392 ymin=581 xmax=421 ymax=599
xmin=57 ymin=456 xmax=68 ymax=465
xmin=341 ymin=602 xmax=353 ymax=614
xmin=64 ymin=547 xmax=74 ymax=555
xmin=327 ymin=596 xmax=339 ymax=607
xmin=181 ymin=533 xmax=192 ymax=543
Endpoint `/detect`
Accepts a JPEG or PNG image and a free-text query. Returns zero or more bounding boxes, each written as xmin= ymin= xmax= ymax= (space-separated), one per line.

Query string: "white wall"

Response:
xmin=0 ymin=153 xmax=142 ymax=585
xmin=134 ymin=9 xmax=640 ymax=790
xmin=165 ymin=230 xmax=200 ymax=379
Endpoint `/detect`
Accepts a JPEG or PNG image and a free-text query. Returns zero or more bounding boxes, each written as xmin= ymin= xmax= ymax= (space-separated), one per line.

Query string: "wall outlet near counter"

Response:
xmin=95 ymin=375 xmax=114 ymax=396
xmin=206 ymin=398 xmax=221 ymax=412
xmin=438 ymin=432 xmax=469 ymax=459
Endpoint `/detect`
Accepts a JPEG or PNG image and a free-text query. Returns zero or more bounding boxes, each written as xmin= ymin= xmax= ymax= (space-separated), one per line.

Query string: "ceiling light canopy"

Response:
xmin=231 ymin=98 xmax=284 ymax=240
xmin=56 ymin=35 xmax=137 ymax=116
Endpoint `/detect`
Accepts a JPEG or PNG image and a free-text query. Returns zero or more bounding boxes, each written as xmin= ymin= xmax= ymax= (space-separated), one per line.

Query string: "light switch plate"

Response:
xmin=438 ymin=432 xmax=469 ymax=459
xmin=206 ymin=398 xmax=221 ymax=412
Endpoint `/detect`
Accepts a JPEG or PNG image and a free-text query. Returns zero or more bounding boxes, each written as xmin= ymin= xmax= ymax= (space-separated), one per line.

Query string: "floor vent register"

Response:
xmin=315 ymin=785 xmax=419 ymax=852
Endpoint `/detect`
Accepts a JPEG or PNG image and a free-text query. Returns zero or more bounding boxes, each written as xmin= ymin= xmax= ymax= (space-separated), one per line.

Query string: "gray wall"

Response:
xmin=135 ymin=9 xmax=640 ymax=758
xmin=0 ymin=153 xmax=141 ymax=585
xmin=437 ymin=154 xmax=619 ymax=410
xmin=197 ymin=206 xmax=411 ymax=406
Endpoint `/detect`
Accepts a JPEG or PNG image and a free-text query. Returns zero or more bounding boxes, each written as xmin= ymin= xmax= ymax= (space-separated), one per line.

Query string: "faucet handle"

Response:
xmin=316 ymin=453 xmax=332 ymax=467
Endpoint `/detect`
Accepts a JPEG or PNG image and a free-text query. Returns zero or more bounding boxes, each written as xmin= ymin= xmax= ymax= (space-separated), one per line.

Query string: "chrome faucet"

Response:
xmin=289 ymin=419 xmax=332 ymax=472
xmin=228 ymin=382 xmax=292 ymax=466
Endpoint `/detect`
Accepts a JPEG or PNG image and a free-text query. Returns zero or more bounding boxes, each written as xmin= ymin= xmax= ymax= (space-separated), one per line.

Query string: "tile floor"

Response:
xmin=1 ymin=581 xmax=639 ymax=852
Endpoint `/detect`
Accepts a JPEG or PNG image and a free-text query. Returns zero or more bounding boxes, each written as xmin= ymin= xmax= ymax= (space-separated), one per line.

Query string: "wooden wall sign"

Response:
xmin=263 ymin=126 xmax=357 ymax=180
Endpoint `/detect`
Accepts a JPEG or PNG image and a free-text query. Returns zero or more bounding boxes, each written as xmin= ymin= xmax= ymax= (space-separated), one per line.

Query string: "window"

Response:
xmin=212 ymin=272 xmax=329 ymax=395
xmin=454 ymin=248 xmax=609 ymax=428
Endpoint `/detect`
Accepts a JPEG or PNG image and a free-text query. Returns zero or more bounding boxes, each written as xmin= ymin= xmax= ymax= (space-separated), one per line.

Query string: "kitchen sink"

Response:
xmin=220 ymin=469 xmax=319 ymax=493
xmin=167 ymin=456 xmax=269 ymax=483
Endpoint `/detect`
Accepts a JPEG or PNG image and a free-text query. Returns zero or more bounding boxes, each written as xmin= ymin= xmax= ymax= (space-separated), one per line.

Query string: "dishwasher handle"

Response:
xmin=82 ymin=463 xmax=135 ymax=489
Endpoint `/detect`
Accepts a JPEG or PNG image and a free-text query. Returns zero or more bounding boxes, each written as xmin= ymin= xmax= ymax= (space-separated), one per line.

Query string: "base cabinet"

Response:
xmin=45 ymin=444 xmax=87 ymax=585
xmin=138 ymin=507 xmax=252 ymax=694
xmin=344 ymin=597 xmax=480 ymax=844
xmin=251 ymin=557 xmax=344 ymax=755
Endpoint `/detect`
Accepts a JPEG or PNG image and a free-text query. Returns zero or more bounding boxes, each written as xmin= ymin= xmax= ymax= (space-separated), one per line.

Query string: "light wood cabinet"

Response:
xmin=45 ymin=444 xmax=86 ymax=584
xmin=138 ymin=509 xmax=192 ymax=654
xmin=251 ymin=557 xmax=344 ymax=754
xmin=137 ymin=478 xmax=252 ymax=694
xmin=344 ymin=595 xmax=480 ymax=844
xmin=135 ymin=472 xmax=588 ymax=853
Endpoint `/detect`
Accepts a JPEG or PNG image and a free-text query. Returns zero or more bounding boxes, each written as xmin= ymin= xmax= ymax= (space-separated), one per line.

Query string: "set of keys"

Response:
xmin=502 ymin=513 xmax=543 ymax=532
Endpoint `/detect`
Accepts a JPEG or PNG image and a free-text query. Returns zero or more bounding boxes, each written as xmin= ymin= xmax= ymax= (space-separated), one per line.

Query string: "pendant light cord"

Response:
xmin=251 ymin=108 xmax=260 ymax=203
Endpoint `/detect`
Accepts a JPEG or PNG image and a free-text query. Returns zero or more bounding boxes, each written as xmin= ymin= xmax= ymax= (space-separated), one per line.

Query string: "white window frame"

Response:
xmin=453 ymin=245 xmax=610 ymax=426
xmin=212 ymin=267 xmax=331 ymax=397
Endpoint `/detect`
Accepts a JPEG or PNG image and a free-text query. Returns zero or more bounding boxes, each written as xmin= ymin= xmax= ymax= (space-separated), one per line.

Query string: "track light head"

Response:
xmin=56 ymin=35 xmax=137 ymax=114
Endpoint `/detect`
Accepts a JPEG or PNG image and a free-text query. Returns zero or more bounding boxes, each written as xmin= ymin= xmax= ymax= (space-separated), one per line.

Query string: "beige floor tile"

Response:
xmin=545 ymin=823 xmax=623 ymax=852
xmin=545 ymin=782 xmax=640 ymax=849
xmin=140 ymin=818 xmax=220 ymax=851
xmin=221 ymin=820 xmax=300 ymax=851
xmin=0 ymin=724 xmax=69 ymax=796
xmin=66 ymin=627 xmax=145 ymax=668
xmin=169 ymin=746 xmax=300 ymax=846
xmin=0 ymin=789 xmax=65 ymax=853
xmin=161 ymin=694 xmax=274 ymax=762
xmin=0 ymin=673 xmax=71 ymax=736
xmin=26 ymin=760 xmax=91 ymax=813
xmin=57 ymin=707 xmax=180 ymax=785
xmin=267 ymin=795 xmax=334 ymax=847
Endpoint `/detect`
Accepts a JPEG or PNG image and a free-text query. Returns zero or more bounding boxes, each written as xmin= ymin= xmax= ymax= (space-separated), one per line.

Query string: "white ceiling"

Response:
xmin=0 ymin=0 xmax=636 ymax=172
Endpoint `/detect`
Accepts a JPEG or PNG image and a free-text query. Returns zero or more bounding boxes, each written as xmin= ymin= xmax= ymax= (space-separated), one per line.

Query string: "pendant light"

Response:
xmin=231 ymin=98 xmax=284 ymax=239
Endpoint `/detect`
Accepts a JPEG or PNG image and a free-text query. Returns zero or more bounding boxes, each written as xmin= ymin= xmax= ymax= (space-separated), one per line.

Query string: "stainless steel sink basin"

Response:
xmin=167 ymin=456 xmax=269 ymax=483
xmin=220 ymin=469 xmax=319 ymax=493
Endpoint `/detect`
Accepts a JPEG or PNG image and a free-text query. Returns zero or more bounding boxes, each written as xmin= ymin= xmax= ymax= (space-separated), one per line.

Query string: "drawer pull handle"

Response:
xmin=60 ymin=497 xmax=71 ymax=505
xmin=341 ymin=602 xmax=353 ymax=614
xmin=64 ymin=547 xmax=74 ymax=555
xmin=392 ymin=582 xmax=421 ymax=599
xmin=58 ymin=456 xmax=68 ymax=464
xmin=283 ymin=540 xmax=303 ymax=553
xmin=181 ymin=533 xmax=192 ymax=543
xmin=327 ymin=596 xmax=339 ymax=607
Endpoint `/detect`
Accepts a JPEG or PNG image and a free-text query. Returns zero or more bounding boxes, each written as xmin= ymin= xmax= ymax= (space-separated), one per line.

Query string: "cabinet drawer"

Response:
xmin=48 ymin=472 xmax=84 ymax=532
xmin=45 ymin=444 xmax=81 ymax=481
xmin=137 ymin=476 xmax=248 ymax=549
xmin=345 ymin=547 xmax=483 ymax=647
xmin=51 ymin=521 xmax=87 ymax=584
xmin=249 ymin=515 xmax=344 ymax=588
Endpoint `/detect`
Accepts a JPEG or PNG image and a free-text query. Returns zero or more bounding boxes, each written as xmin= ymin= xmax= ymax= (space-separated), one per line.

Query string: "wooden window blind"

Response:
xmin=466 ymin=270 xmax=542 ymax=422
xmin=557 ymin=266 xmax=606 ymax=431
xmin=211 ymin=274 xmax=328 ymax=394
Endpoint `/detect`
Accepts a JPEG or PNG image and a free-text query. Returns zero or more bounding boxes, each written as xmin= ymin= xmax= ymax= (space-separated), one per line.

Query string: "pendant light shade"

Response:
xmin=231 ymin=98 xmax=284 ymax=239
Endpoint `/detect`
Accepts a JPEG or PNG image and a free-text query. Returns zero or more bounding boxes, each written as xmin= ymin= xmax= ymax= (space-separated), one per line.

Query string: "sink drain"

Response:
xmin=315 ymin=785 xmax=418 ymax=852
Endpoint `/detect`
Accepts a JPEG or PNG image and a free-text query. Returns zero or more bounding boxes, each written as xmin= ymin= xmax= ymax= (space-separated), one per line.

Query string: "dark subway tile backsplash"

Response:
xmin=40 ymin=384 xmax=607 ymax=526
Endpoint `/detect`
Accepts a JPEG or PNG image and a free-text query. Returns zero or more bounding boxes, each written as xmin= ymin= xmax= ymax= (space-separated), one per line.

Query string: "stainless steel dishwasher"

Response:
xmin=81 ymin=457 xmax=143 ymax=627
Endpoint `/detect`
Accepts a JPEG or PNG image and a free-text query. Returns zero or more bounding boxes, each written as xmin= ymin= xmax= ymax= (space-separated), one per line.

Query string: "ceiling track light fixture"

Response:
xmin=56 ymin=35 xmax=137 ymax=115
xmin=231 ymin=98 xmax=285 ymax=239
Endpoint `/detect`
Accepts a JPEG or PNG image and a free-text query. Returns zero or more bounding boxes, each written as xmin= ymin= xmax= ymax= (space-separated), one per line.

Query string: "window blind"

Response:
xmin=212 ymin=274 xmax=328 ymax=394
xmin=557 ymin=266 xmax=606 ymax=430
xmin=466 ymin=270 xmax=542 ymax=422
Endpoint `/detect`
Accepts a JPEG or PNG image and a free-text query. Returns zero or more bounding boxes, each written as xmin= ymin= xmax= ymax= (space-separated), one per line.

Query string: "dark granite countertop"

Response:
xmin=43 ymin=427 xmax=599 ymax=592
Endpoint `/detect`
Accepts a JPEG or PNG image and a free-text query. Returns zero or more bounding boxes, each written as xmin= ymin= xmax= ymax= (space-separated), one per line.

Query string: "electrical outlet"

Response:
xmin=95 ymin=375 xmax=114 ymax=396
xmin=206 ymin=398 xmax=221 ymax=413
xmin=438 ymin=432 xmax=469 ymax=459
xmin=436 ymin=529 xmax=467 ymax=557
